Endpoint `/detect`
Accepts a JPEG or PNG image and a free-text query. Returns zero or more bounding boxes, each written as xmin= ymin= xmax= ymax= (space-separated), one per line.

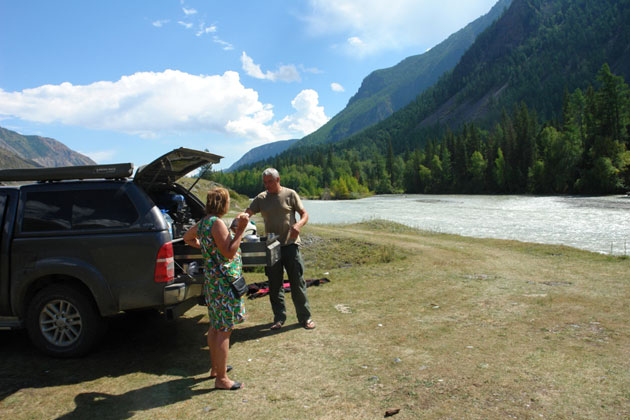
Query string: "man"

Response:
xmin=246 ymin=168 xmax=315 ymax=330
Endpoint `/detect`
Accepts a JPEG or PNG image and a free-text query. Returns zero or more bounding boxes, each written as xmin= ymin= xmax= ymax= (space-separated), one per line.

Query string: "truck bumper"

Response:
xmin=163 ymin=279 xmax=203 ymax=319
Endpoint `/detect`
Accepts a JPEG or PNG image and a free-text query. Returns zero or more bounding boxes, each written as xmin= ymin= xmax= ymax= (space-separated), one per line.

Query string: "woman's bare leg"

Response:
xmin=208 ymin=327 xmax=219 ymax=377
xmin=211 ymin=329 xmax=241 ymax=389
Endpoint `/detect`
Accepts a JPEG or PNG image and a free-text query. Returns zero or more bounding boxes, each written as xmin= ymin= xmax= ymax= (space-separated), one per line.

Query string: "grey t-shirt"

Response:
xmin=248 ymin=187 xmax=304 ymax=246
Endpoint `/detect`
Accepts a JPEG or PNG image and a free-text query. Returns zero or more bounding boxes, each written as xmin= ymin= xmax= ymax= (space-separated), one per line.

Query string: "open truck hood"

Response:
xmin=134 ymin=147 xmax=222 ymax=186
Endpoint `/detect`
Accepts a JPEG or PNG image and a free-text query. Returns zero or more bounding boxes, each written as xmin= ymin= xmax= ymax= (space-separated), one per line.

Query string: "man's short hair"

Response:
xmin=262 ymin=168 xmax=280 ymax=180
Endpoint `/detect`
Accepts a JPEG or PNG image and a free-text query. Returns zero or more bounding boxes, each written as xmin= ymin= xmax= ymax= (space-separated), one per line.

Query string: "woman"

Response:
xmin=183 ymin=187 xmax=249 ymax=391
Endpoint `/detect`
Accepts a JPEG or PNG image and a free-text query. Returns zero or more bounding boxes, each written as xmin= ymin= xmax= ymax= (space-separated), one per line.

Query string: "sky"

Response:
xmin=0 ymin=0 xmax=499 ymax=170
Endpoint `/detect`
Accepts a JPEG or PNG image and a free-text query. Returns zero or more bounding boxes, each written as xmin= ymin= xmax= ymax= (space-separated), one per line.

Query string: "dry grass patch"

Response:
xmin=1 ymin=220 xmax=629 ymax=419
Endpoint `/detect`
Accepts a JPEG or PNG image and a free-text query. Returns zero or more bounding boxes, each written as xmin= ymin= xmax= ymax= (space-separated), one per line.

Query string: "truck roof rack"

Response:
xmin=0 ymin=163 xmax=134 ymax=182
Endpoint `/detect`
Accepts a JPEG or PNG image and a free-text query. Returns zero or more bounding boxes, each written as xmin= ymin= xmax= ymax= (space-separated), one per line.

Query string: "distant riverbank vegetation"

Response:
xmin=209 ymin=64 xmax=629 ymax=199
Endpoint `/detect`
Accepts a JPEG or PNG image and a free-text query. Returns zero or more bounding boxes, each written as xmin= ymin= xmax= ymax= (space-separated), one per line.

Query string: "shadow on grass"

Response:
xmin=231 ymin=322 xmax=303 ymax=344
xmin=55 ymin=376 xmax=214 ymax=420
xmin=0 ymin=310 xmax=211 ymax=402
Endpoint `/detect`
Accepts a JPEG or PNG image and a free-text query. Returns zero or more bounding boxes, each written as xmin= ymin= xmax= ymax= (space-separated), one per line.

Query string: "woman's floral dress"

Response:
xmin=198 ymin=216 xmax=245 ymax=331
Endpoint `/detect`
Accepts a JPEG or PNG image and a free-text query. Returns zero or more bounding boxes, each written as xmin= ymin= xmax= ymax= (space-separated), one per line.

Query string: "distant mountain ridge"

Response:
xmin=212 ymin=0 xmax=630 ymax=197
xmin=226 ymin=138 xmax=298 ymax=172
xmin=295 ymin=0 xmax=513 ymax=148
xmin=413 ymin=0 xmax=630 ymax=130
xmin=0 ymin=147 xmax=41 ymax=169
xmin=0 ymin=126 xmax=96 ymax=168
xmin=313 ymin=0 xmax=630 ymax=154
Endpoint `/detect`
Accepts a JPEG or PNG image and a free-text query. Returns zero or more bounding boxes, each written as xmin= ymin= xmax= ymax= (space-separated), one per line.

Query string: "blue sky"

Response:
xmin=0 ymin=0 xmax=498 ymax=170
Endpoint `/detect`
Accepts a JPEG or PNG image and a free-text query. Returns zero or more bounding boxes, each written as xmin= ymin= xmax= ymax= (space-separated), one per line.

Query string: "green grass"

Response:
xmin=1 ymin=220 xmax=629 ymax=419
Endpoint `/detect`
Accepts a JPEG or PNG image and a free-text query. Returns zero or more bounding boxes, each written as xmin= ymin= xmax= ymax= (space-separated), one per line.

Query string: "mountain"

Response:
xmin=322 ymin=0 xmax=630 ymax=153
xmin=220 ymin=0 xmax=511 ymax=170
xmin=411 ymin=0 xmax=630 ymax=130
xmin=0 ymin=147 xmax=41 ymax=169
xmin=295 ymin=0 xmax=513 ymax=148
xmin=226 ymin=138 xmax=298 ymax=172
xmin=213 ymin=0 xmax=630 ymax=197
xmin=0 ymin=126 xmax=96 ymax=168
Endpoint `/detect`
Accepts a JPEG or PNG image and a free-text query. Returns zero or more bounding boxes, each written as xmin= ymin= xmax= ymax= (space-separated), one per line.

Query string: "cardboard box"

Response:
xmin=240 ymin=236 xmax=281 ymax=267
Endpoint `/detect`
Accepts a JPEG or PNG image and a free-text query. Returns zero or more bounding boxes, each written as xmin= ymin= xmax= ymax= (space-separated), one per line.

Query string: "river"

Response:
xmin=303 ymin=195 xmax=630 ymax=255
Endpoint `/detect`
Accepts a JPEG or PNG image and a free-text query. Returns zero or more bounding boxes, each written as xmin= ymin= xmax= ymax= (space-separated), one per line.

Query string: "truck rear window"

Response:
xmin=22 ymin=188 xmax=139 ymax=232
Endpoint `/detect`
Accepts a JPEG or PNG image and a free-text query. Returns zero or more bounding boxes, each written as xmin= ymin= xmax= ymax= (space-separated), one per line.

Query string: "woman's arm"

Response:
xmin=212 ymin=213 xmax=249 ymax=259
xmin=183 ymin=223 xmax=201 ymax=249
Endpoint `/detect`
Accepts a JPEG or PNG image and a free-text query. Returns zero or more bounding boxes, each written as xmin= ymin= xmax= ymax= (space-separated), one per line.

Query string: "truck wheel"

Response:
xmin=26 ymin=284 xmax=105 ymax=358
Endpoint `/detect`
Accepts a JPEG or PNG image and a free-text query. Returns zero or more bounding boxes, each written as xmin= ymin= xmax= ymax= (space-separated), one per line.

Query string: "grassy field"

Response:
xmin=1 ymin=220 xmax=629 ymax=419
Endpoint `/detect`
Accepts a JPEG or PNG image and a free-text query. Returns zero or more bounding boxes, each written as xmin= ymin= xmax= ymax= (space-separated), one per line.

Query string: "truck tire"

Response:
xmin=26 ymin=284 xmax=106 ymax=358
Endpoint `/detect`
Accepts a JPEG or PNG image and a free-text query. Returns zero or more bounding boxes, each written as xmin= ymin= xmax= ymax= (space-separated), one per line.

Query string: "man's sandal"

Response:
xmin=303 ymin=319 xmax=316 ymax=329
xmin=270 ymin=321 xmax=284 ymax=330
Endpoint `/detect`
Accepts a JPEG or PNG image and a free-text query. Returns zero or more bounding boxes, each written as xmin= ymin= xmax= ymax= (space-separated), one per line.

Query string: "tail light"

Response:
xmin=154 ymin=242 xmax=175 ymax=283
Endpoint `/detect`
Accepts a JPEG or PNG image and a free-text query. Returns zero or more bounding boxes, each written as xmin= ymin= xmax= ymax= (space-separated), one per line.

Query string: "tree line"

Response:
xmin=210 ymin=64 xmax=630 ymax=198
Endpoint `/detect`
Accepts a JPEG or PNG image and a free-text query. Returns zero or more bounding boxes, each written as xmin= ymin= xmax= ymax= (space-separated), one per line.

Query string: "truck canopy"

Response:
xmin=134 ymin=147 xmax=223 ymax=187
xmin=0 ymin=163 xmax=134 ymax=182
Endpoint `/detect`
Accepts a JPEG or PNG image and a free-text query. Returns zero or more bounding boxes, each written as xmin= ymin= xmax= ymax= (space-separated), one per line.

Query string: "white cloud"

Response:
xmin=347 ymin=36 xmax=363 ymax=46
xmin=300 ymin=65 xmax=323 ymax=74
xmin=240 ymin=52 xmax=301 ymax=83
xmin=170 ymin=6 xmax=232 ymax=51
xmin=0 ymin=70 xmax=275 ymax=140
xmin=301 ymin=0 xmax=498 ymax=57
xmin=240 ymin=53 xmax=266 ymax=79
xmin=0 ymin=71 xmax=329 ymax=145
xmin=196 ymin=24 xmax=217 ymax=36
xmin=331 ymin=82 xmax=345 ymax=92
xmin=269 ymin=89 xmax=329 ymax=142
xmin=213 ymin=36 xmax=234 ymax=51
xmin=152 ymin=19 xmax=169 ymax=28
xmin=81 ymin=149 xmax=117 ymax=163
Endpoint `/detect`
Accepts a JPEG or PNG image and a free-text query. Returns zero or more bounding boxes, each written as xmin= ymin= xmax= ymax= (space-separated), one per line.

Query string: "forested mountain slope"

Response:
xmin=296 ymin=0 xmax=513 ymax=148
xmin=213 ymin=0 xmax=630 ymax=197
xmin=302 ymin=0 xmax=630 ymax=154
xmin=414 ymin=0 xmax=630 ymax=129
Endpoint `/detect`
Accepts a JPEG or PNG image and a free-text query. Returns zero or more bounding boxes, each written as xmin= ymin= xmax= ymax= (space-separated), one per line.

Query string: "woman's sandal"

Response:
xmin=209 ymin=365 xmax=232 ymax=379
xmin=215 ymin=381 xmax=242 ymax=391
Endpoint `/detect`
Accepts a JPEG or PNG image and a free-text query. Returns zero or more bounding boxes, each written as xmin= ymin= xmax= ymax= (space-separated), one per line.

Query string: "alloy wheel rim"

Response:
xmin=39 ymin=299 xmax=82 ymax=347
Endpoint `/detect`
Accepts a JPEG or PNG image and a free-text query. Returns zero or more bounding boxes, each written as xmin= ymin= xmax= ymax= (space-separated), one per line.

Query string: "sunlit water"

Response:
xmin=303 ymin=195 xmax=630 ymax=255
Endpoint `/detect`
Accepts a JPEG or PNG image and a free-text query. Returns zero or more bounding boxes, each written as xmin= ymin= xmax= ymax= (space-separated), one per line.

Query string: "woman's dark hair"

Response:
xmin=205 ymin=187 xmax=230 ymax=216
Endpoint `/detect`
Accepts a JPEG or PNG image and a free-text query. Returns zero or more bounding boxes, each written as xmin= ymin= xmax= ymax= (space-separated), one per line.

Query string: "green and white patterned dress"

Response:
xmin=198 ymin=216 xmax=245 ymax=332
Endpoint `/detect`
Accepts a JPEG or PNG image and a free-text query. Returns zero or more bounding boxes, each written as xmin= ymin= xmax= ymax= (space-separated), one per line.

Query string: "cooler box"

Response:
xmin=240 ymin=235 xmax=281 ymax=267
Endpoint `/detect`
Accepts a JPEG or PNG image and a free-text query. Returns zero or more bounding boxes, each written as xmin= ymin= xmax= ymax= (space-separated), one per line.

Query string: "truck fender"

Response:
xmin=12 ymin=257 xmax=118 ymax=318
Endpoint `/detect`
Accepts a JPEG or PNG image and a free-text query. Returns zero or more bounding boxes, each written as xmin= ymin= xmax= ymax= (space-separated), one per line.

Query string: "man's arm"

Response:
xmin=246 ymin=195 xmax=259 ymax=217
xmin=289 ymin=207 xmax=308 ymax=239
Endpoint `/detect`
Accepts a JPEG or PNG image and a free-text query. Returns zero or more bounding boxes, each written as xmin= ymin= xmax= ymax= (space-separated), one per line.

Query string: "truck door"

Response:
xmin=0 ymin=193 xmax=6 ymax=245
xmin=0 ymin=192 xmax=8 ymax=314
xmin=0 ymin=190 xmax=16 ymax=315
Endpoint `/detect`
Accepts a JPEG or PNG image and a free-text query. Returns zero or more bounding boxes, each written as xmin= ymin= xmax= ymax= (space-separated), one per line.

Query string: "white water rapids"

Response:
xmin=304 ymin=195 xmax=630 ymax=255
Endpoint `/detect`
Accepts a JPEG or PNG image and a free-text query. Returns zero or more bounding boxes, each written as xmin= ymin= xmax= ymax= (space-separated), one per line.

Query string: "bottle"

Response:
xmin=187 ymin=261 xmax=199 ymax=275
xmin=246 ymin=220 xmax=257 ymax=236
xmin=161 ymin=209 xmax=174 ymax=240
